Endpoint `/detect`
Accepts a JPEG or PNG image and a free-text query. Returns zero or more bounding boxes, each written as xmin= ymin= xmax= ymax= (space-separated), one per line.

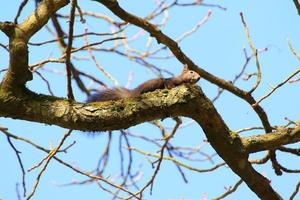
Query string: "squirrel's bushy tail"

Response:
xmin=87 ymin=87 xmax=133 ymax=102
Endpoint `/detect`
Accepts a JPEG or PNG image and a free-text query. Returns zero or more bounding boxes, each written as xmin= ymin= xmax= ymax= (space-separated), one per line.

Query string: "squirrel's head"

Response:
xmin=181 ymin=64 xmax=201 ymax=83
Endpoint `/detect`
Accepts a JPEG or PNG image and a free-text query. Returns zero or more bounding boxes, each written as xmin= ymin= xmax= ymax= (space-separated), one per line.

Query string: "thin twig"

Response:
xmin=14 ymin=0 xmax=29 ymax=24
xmin=75 ymin=3 xmax=86 ymax=23
xmin=65 ymin=0 xmax=77 ymax=100
xmin=56 ymin=11 xmax=118 ymax=25
xmin=213 ymin=179 xmax=243 ymax=200
xmin=176 ymin=9 xmax=212 ymax=43
xmin=34 ymin=71 xmax=54 ymax=96
xmin=97 ymin=133 xmax=112 ymax=173
xmin=249 ymin=153 xmax=270 ymax=165
xmin=277 ymin=162 xmax=300 ymax=173
xmin=83 ymin=27 xmax=119 ymax=86
xmin=6 ymin=136 xmax=26 ymax=197
xmin=16 ymin=183 xmax=21 ymax=200
xmin=76 ymin=69 xmax=107 ymax=87
xmin=252 ymin=68 xmax=300 ymax=107
xmin=293 ymin=0 xmax=300 ymax=15
xmin=290 ymin=181 xmax=300 ymax=200
xmin=28 ymin=30 xmax=124 ymax=46
xmin=130 ymin=147 xmax=226 ymax=173
xmin=278 ymin=147 xmax=300 ymax=156
xmin=236 ymin=126 xmax=264 ymax=133
xmin=96 ymin=182 xmax=125 ymax=199
xmin=240 ymin=12 xmax=261 ymax=94
xmin=0 ymin=43 xmax=8 ymax=51
xmin=26 ymin=129 xmax=73 ymax=200
xmin=288 ymin=39 xmax=300 ymax=61
xmin=30 ymin=58 xmax=65 ymax=71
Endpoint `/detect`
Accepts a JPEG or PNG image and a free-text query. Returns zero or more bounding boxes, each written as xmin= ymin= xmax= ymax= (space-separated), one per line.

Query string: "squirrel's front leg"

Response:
xmin=164 ymin=79 xmax=175 ymax=89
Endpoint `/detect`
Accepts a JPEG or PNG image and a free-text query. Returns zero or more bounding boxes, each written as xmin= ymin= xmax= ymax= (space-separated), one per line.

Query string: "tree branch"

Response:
xmin=243 ymin=126 xmax=300 ymax=153
xmin=293 ymin=0 xmax=300 ymax=15
xmin=0 ymin=84 xmax=200 ymax=132
xmin=18 ymin=0 xmax=70 ymax=41
xmin=0 ymin=0 xmax=69 ymax=89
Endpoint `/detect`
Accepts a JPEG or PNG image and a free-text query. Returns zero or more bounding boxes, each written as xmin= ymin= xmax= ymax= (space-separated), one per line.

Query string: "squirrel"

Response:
xmin=87 ymin=64 xmax=200 ymax=102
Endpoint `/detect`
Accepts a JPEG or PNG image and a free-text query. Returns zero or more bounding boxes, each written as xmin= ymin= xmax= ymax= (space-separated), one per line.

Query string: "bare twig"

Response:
xmin=56 ymin=11 xmax=119 ymax=25
xmin=6 ymin=136 xmax=26 ymax=197
xmin=277 ymin=163 xmax=300 ymax=173
xmin=290 ymin=181 xmax=300 ymax=200
xmin=288 ymin=39 xmax=300 ymax=61
xmin=75 ymin=3 xmax=86 ymax=23
xmin=14 ymin=0 xmax=29 ymax=24
xmin=288 ymin=40 xmax=300 ymax=82
xmin=26 ymin=129 xmax=73 ymax=200
xmin=28 ymin=29 xmax=124 ymax=46
xmin=34 ymin=71 xmax=54 ymax=96
xmin=236 ymin=126 xmax=264 ymax=134
xmin=293 ymin=0 xmax=300 ymax=15
xmin=213 ymin=179 xmax=243 ymax=200
xmin=278 ymin=147 xmax=300 ymax=156
xmin=65 ymin=0 xmax=77 ymax=100
xmin=76 ymin=69 xmax=107 ymax=87
xmin=240 ymin=12 xmax=261 ymax=94
xmin=30 ymin=58 xmax=65 ymax=71
xmin=176 ymin=9 xmax=212 ymax=43
xmin=16 ymin=183 xmax=21 ymax=200
xmin=97 ymin=133 xmax=112 ymax=173
xmin=83 ymin=27 xmax=119 ymax=86
xmin=0 ymin=68 xmax=8 ymax=74
xmin=130 ymin=147 xmax=226 ymax=173
xmin=252 ymin=68 xmax=300 ymax=107
xmin=0 ymin=43 xmax=8 ymax=51
xmin=249 ymin=153 xmax=270 ymax=164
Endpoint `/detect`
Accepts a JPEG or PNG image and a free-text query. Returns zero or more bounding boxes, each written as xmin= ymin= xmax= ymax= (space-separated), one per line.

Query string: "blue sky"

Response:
xmin=0 ymin=0 xmax=300 ymax=200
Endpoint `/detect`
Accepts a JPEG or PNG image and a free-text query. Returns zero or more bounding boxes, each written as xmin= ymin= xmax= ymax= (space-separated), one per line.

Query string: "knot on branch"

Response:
xmin=0 ymin=21 xmax=16 ymax=37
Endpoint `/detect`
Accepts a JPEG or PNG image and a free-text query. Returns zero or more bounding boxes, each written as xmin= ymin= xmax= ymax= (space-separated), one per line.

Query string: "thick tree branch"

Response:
xmin=18 ymin=0 xmax=70 ymax=41
xmin=0 ymin=84 xmax=200 ymax=131
xmin=186 ymin=92 xmax=282 ymax=200
xmin=243 ymin=126 xmax=300 ymax=153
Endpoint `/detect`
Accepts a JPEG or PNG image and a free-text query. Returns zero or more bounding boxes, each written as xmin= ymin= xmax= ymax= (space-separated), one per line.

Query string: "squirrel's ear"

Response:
xmin=182 ymin=64 xmax=189 ymax=73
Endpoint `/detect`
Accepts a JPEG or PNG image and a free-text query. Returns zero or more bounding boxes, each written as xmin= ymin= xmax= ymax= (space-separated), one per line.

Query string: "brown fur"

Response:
xmin=87 ymin=64 xmax=200 ymax=102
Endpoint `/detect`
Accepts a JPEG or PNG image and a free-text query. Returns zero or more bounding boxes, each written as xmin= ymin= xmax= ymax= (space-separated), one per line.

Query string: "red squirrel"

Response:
xmin=87 ymin=64 xmax=200 ymax=102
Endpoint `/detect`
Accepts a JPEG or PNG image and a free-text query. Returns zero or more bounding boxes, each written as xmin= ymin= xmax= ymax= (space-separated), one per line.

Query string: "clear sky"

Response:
xmin=0 ymin=0 xmax=300 ymax=200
